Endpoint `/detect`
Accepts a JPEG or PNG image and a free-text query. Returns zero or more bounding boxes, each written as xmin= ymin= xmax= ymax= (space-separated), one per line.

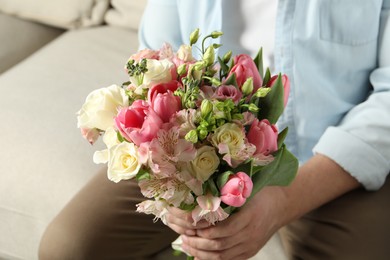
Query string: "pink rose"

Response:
xmin=227 ymin=54 xmax=262 ymax=92
xmin=247 ymin=119 xmax=278 ymax=156
xmin=267 ymin=74 xmax=290 ymax=107
xmin=148 ymin=80 xmax=182 ymax=122
xmin=220 ymin=172 xmax=253 ymax=207
xmin=114 ymin=100 xmax=163 ymax=146
xmin=213 ymin=85 xmax=243 ymax=104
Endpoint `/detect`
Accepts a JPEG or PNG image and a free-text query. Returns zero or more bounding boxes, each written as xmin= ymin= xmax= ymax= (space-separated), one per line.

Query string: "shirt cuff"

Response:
xmin=313 ymin=127 xmax=389 ymax=190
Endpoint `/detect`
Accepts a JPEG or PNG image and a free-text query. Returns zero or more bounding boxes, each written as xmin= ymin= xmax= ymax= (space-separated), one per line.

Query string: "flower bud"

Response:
xmin=177 ymin=64 xmax=187 ymax=76
xmin=194 ymin=61 xmax=206 ymax=71
xmin=223 ymin=51 xmax=232 ymax=64
xmin=201 ymin=99 xmax=213 ymax=118
xmin=248 ymin=103 xmax=259 ymax=113
xmin=190 ymin=28 xmax=200 ymax=45
xmin=185 ymin=129 xmax=199 ymax=143
xmin=203 ymin=46 xmax=215 ymax=67
xmin=241 ymin=77 xmax=254 ymax=96
xmin=210 ymin=31 xmax=223 ymax=39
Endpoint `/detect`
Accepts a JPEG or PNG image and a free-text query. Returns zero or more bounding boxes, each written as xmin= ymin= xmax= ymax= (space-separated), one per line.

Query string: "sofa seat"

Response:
xmin=0 ymin=25 xmax=138 ymax=259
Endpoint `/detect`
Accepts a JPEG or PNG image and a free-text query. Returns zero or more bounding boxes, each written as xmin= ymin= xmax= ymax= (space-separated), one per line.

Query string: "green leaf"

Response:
xmin=206 ymin=179 xmax=220 ymax=196
xmin=217 ymin=171 xmax=234 ymax=190
xmin=249 ymin=145 xmax=298 ymax=199
xmin=224 ymin=73 xmax=238 ymax=87
xmin=223 ymin=206 xmax=236 ymax=214
xmin=253 ymin=47 xmax=264 ymax=79
xmin=117 ymin=131 xmax=125 ymax=143
xmin=277 ymin=127 xmax=289 ymax=149
xmin=257 ymin=73 xmax=284 ymax=124
xmin=262 ymin=67 xmax=271 ymax=86
xmin=233 ymin=159 xmax=253 ymax=177
xmin=136 ymin=169 xmax=151 ymax=181
xmin=179 ymin=202 xmax=196 ymax=211
xmin=218 ymin=56 xmax=229 ymax=74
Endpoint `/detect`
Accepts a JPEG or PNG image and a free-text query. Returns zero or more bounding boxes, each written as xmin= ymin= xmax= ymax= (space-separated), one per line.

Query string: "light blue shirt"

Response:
xmin=139 ymin=0 xmax=390 ymax=190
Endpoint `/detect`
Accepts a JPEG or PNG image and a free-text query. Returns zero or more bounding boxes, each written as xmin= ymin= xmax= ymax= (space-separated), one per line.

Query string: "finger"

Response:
xmin=166 ymin=207 xmax=211 ymax=229
xmin=196 ymin=214 xmax=251 ymax=240
xmin=182 ymin=223 xmax=250 ymax=252
xmin=166 ymin=223 xmax=196 ymax=236
xmin=184 ymin=241 xmax=251 ymax=260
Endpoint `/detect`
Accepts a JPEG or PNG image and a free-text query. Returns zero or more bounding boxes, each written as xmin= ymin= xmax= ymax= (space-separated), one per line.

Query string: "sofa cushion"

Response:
xmin=104 ymin=0 xmax=147 ymax=30
xmin=0 ymin=0 xmax=109 ymax=29
xmin=0 ymin=26 xmax=138 ymax=260
xmin=0 ymin=13 xmax=64 ymax=74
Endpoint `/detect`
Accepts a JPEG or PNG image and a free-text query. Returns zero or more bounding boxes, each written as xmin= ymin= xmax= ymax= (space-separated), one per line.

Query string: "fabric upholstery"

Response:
xmin=104 ymin=0 xmax=148 ymax=30
xmin=0 ymin=13 xmax=64 ymax=74
xmin=0 ymin=0 xmax=109 ymax=29
xmin=0 ymin=26 xmax=138 ymax=259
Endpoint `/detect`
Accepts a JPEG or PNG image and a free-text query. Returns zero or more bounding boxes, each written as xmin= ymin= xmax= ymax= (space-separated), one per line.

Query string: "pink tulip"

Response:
xmin=148 ymin=80 xmax=182 ymax=122
xmin=247 ymin=119 xmax=278 ymax=156
xmin=220 ymin=172 xmax=253 ymax=207
xmin=267 ymin=74 xmax=290 ymax=107
xmin=227 ymin=54 xmax=262 ymax=92
xmin=114 ymin=100 xmax=163 ymax=146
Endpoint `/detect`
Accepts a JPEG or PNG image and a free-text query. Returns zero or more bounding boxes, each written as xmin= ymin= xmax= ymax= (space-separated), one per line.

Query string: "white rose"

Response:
xmin=92 ymin=127 xmax=121 ymax=164
xmin=106 ymin=142 xmax=141 ymax=183
xmin=211 ymin=123 xmax=245 ymax=152
xmin=132 ymin=59 xmax=174 ymax=92
xmin=103 ymin=127 xmax=120 ymax=148
xmin=77 ymin=84 xmax=129 ymax=131
xmin=188 ymin=146 xmax=220 ymax=182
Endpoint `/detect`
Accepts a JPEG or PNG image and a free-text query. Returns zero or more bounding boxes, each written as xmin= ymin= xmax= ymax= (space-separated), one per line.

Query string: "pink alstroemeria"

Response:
xmin=80 ymin=127 xmax=100 ymax=144
xmin=139 ymin=177 xmax=194 ymax=207
xmin=191 ymin=193 xmax=229 ymax=225
xmin=136 ymin=199 xmax=169 ymax=224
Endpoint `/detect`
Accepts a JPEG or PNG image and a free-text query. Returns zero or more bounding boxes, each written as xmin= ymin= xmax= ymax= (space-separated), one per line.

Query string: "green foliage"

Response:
xmin=253 ymin=48 xmax=264 ymax=79
xmin=136 ymin=169 xmax=151 ymax=181
xmin=257 ymin=74 xmax=285 ymax=124
xmin=249 ymin=145 xmax=299 ymax=199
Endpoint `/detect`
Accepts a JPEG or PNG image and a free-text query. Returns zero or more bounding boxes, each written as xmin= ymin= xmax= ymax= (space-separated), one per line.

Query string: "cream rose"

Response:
xmin=77 ymin=84 xmax=129 ymax=131
xmin=188 ymin=146 xmax=220 ymax=182
xmin=132 ymin=59 xmax=175 ymax=91
xmin=211 ymin=123 xmax=245 ymax=152
xmin=107 ymin=142 xmax=141 ymax=183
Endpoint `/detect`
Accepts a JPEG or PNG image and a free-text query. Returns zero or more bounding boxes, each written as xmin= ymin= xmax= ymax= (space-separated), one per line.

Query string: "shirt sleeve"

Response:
xmin=138 ymin=0 xmax=182 ymax=50
xmin=313 ymin=4 xmax=390 ymax=190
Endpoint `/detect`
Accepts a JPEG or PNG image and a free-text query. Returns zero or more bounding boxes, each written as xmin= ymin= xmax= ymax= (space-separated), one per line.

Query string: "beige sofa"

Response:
xmin=0 ymin=1 xmax=287 ymax=259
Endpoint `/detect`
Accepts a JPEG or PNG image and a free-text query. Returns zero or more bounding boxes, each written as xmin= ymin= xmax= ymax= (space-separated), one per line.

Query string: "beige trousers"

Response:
xmin=39 ymin=168 xmax=390 ymax=260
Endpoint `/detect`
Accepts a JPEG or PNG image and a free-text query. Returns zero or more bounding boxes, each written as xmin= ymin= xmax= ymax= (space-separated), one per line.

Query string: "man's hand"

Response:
xmin=165 ymin=154 xmax=361 ymax=260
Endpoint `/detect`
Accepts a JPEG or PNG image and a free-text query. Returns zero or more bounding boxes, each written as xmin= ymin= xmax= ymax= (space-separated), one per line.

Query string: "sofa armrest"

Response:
xmin=0 ymin=13 xmax=64 ymax=74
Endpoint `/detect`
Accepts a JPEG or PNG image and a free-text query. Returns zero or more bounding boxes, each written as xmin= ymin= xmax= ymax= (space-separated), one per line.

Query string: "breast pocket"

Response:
xmin=320 ymin=0 xmax=382 ymax=45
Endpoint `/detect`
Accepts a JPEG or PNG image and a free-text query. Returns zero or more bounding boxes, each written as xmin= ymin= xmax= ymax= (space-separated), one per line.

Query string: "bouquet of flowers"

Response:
xmin=77 ymin=28 xmax=298 ymax=236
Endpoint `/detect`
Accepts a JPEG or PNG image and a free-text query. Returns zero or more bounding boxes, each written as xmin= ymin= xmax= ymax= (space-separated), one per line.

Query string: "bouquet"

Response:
xmin=77 ymin=28 xmax=298 ymax=253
